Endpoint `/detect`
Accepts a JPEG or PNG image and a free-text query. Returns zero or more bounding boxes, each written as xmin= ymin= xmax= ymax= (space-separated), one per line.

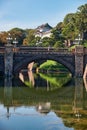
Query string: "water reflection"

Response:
xmin=28 ymin=70 xmax=35 ymax=86
xmin=36 ymin=102 xmax=51 ymax=114
xmin=4 ymin=77 xmax=12 ymax=119
xmin=19 ymin=72 xmax=24 ymax=82
xmin=73 ymin=78 xmax=83 ymax=117
xmin=83 ymin=77 xmax=87 ymax=91
xmin=0 ymin=74 xmax=87 ymax=130
xmin=19 ymin=70 xmax=72 ymax=90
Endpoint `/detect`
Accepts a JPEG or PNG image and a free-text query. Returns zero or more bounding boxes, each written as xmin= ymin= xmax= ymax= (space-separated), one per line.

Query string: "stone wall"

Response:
xmin=75 ymin=46 xmax=84 ymax=77
xmin=4 ymin=44 xmax=13 ymax=77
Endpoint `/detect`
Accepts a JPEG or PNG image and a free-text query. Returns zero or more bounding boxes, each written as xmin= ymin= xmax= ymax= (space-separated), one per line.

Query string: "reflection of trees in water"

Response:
xmin=73 ymin=78 xmax=83 ymax=113
xmin=19 ymin=70 xmax=72 ymax=90
xmin=1 ymin=76 xmax=87 ymax=130
xmin=55 ymin=78 xmax=87 ymax=130
xmin=39 ymin=72 xmax=71 ymax=89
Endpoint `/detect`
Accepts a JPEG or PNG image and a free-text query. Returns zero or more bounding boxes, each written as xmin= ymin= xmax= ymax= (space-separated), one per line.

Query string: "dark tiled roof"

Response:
xmin=36 ymin=23 xmax=52 ymax=30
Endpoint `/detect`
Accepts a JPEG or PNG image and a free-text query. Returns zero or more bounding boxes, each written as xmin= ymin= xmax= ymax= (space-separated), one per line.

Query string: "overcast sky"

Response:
xmin=0 ymin=0 xmax=87 ymax=31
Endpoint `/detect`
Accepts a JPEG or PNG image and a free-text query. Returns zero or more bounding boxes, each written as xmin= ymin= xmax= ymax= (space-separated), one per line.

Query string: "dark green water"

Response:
xmin=0 ymin=72 xmax=87 ymax=130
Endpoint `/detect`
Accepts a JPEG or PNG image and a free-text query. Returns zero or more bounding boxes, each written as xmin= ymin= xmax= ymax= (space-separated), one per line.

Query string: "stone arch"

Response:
xmin=13 ymin=54 xmax=75 ymax=76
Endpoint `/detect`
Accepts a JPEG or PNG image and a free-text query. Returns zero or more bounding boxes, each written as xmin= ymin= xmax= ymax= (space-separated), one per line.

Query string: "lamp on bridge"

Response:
xmin=6 ymin=33 xmax=13 ymax=45
xmin=13 ymin=38 xmax=18 ymax=50
xmin=78 ymin=33 xmax=82 ymax=45
xmin=13 ymin=38 xmax=18 ymax=47
xmin=6 ymin=33 xmax=18 ymax=46
xmin=6 ymin=33 xmax=18 ymax=52
xmin=13 ymin=38 xmax=18 ymax=52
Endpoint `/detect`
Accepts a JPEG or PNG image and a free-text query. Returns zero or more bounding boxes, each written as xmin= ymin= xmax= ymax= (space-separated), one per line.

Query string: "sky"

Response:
xmin=0 ymin=0 xmax=87 ymax=31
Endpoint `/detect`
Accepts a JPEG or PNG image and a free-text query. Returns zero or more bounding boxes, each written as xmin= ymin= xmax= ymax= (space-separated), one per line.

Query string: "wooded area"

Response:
xmin=0 ymin=4 xmax=87 ymax=47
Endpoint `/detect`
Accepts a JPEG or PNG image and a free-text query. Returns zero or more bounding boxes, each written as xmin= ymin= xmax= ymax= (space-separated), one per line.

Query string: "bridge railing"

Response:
xmin=0 ymin=46 xmax=74 ymax=54
xmin=18 ymin=46 xmax=70 ymax=53
xmin=16 ymin=47 xmax=74 ymax=55
xmin=1 ymin=46 xmax=87 ymax=54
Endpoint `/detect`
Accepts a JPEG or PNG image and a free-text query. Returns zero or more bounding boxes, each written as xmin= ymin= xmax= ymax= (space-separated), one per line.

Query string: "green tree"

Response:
xmin=9 ymin=28 xmax=26 ymax=45
xmin=62 ymin=4 xmax=87 ymax=42
xmin=40 ymin=37 xmax=54 ymax=47
xmin=51 ymin=22 xmax=64 ymax=41
xmin=75 ymin=4 xmax=87 ymax=39
xmin=23 ymin=29 xmax=35 ymax=46
xmin=54 ymin=41 xmax=64 ymax=48
xmin=0 ymin=32 xmax=8 ymax=46
xmin=62 ymin=13 xmax=77 ymax=40
xmin=50 ymin=22 xmax=65 ymax=47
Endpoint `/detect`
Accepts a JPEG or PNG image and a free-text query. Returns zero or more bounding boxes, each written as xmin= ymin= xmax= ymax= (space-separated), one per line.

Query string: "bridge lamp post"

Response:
xmin=6 ymin=33 xmax=13 ymax=45
xmin=5 ymin=33 xmax=13 ymax=77
xmin=13 ymin=38 xmax=18 ymax=47
xmin=78 ymin=34 xmax=81 ymax=45
xmin=13 ymin=38 xmax=18 ymax=52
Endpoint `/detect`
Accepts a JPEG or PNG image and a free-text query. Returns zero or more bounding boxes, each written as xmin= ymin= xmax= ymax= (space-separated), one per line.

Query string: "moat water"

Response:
xmin=0 ymin=71 xmax=87 ymax=130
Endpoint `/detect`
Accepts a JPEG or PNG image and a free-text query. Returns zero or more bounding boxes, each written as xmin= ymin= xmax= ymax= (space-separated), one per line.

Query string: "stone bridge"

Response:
xmin=0 ymin=45 xmax=87 ymax=77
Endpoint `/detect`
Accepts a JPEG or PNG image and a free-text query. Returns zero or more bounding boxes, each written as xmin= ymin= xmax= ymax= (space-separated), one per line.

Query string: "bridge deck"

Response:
xmin=0 ymin=46 xmax=72 ymax=54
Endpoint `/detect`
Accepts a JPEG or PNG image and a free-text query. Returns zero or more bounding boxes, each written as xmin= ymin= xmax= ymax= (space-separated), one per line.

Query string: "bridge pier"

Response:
xmin=75 ymin=46 xmax=84 ymax=77
xmin=4 ymin=44 xmax=13 ymax=77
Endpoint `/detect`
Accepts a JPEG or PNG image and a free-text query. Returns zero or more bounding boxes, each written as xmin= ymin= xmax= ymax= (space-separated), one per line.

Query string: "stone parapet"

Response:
xmin=75 ymin=46 xmax=84 ymax=77
xmin=4 ymin=44 xmax=13 ymax=77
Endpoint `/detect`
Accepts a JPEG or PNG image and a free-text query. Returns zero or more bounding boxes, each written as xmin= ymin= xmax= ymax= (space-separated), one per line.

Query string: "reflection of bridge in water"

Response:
xmin=19 ymin=70 xmax=35 ymax=86
xmin=0 ymin=77 xmax=86 ymax=120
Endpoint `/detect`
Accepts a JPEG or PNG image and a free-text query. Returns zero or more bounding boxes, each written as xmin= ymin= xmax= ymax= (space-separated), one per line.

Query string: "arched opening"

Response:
xmin=14 ymin=55 xmax=73 ymax=90
xmin=14 ymin=54 xmax=75 ymax=76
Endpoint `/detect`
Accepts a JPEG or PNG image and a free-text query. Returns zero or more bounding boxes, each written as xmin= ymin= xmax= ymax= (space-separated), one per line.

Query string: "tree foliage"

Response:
xmin=0 ymin=4 xmax=87 ymax=47
xmin=0 ymin=32 xmax=8 ymax=45
xmin=75 ymin=4 xmax=87 ymax=37
xmin=23 ymin=29 xmax=35 ymax=46
xmin=9 ymin=28 xmax=26 ymax=45
xmin=62 ymin=4 xmax=87 ymax=41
